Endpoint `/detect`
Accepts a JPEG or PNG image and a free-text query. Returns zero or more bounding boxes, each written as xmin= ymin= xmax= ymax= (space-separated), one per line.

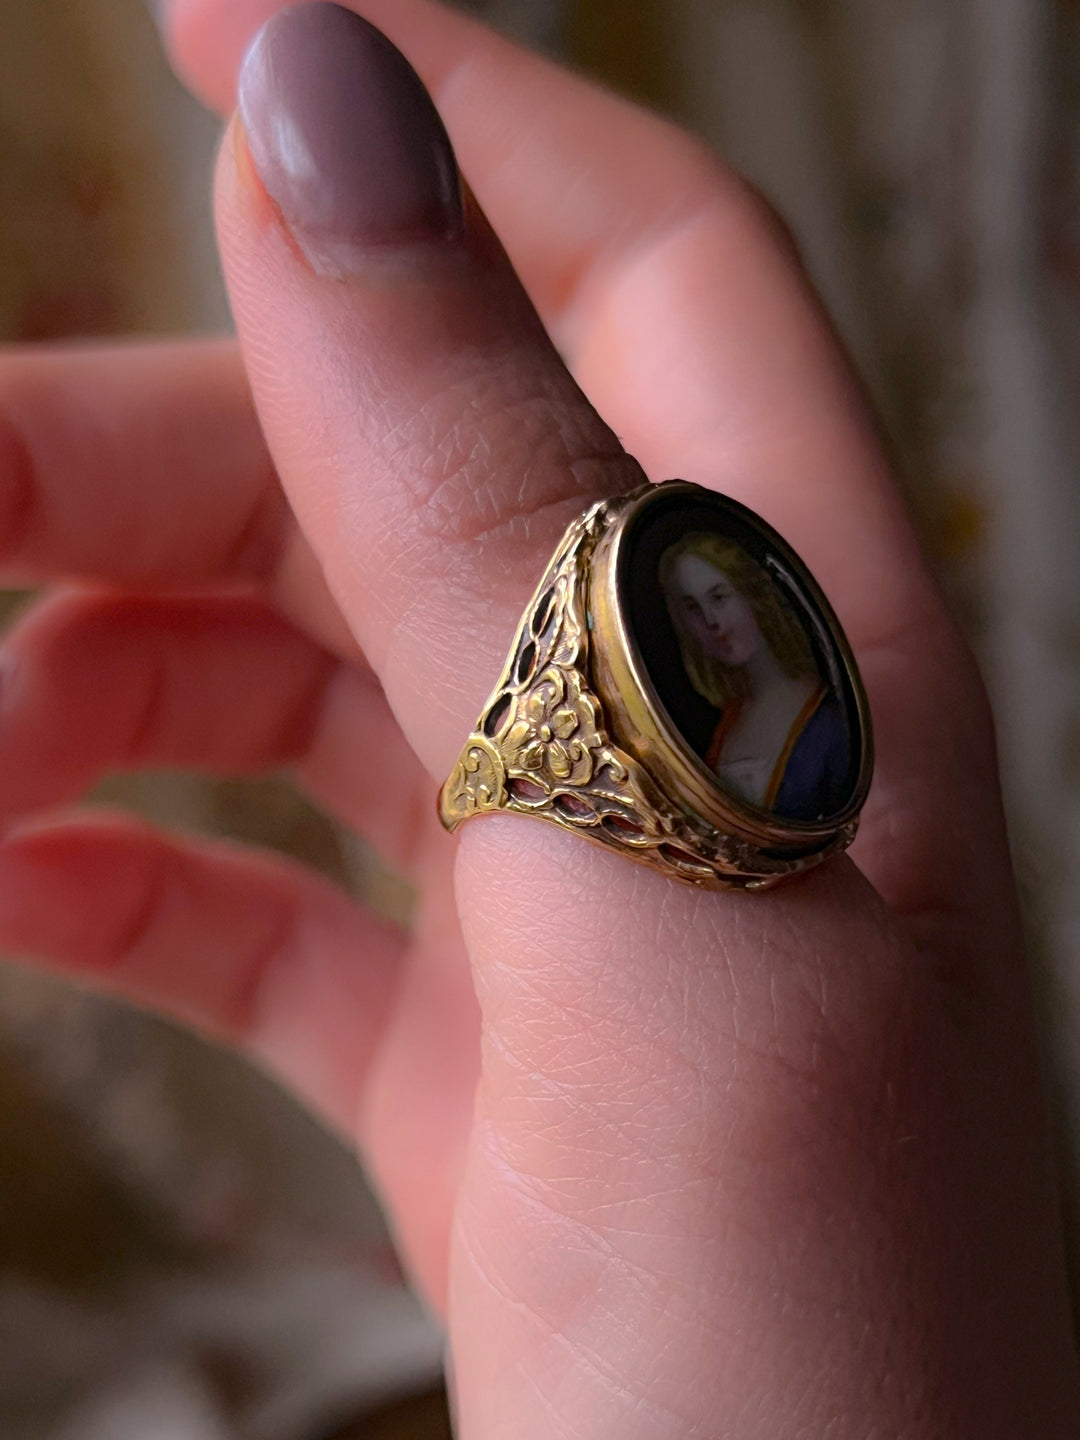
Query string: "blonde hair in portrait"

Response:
xmin=658 ymin=532 xmax=816 ymax=708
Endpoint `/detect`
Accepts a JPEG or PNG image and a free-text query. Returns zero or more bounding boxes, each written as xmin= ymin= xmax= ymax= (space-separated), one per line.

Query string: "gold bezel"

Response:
xmin=587 ymin=482 xmax=873 ymax=852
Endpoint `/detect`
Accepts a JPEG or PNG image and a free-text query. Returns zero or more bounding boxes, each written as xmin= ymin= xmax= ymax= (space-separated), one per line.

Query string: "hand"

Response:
xmin=1 ymin=1 xmax=1077 ymax=1433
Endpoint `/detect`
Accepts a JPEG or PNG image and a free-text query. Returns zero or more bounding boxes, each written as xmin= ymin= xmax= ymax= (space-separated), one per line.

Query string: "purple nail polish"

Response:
xmin=238 ymin=2 xmax=463 ymax=269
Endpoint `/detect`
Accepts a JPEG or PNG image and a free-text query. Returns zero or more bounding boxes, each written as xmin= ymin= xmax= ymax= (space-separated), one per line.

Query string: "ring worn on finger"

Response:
xmin=440 ymin=480 xmax=873 ymax=889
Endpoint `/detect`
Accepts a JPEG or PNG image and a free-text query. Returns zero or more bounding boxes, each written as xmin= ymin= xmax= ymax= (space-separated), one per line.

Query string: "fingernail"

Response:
xmin=237 ymin=2 xmax=463 ymax=270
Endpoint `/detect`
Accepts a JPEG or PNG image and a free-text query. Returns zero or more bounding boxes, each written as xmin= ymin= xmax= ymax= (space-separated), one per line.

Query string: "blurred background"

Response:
xmin=1 ymin=0 xmax=1079 ymax=1436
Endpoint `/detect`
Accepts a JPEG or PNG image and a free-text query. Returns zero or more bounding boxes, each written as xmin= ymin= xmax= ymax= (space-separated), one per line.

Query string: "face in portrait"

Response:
xmin=657 ymin=532 xmax=852 ymax=821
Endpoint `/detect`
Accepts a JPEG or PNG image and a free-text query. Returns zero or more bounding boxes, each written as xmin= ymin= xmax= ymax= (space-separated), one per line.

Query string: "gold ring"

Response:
xmin=439 ymin=480 xmax=873 ymax=889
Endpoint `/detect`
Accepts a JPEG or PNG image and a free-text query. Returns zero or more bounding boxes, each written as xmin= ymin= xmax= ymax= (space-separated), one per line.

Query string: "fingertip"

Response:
xmin=158 ymin=0 xmax=255 ymax=111
xmin=235 ymin=5 xmax=464 ymax=277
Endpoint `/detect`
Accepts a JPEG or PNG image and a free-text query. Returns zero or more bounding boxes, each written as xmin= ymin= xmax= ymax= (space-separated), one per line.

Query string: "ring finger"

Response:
xmin=0 ymin=586 xmax=431 ymax=870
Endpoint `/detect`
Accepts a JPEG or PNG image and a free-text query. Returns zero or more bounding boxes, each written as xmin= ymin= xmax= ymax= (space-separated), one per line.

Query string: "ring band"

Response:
xmin=439 ymin=480 xmax=872 ymax=889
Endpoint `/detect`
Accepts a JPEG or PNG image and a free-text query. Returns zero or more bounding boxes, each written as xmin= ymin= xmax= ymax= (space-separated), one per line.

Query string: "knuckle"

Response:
xmin=383 ymin=353 xmax=645 ymax=562
xmin=649 ymin=123 xmax=807 ymax=268
xmin=103 ymin=829 xmax=176 ymax=972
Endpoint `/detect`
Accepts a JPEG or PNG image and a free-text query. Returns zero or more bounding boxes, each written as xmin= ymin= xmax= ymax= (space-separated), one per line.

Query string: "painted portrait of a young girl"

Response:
xmin=659 ymin=532 xmax=851 ymax=821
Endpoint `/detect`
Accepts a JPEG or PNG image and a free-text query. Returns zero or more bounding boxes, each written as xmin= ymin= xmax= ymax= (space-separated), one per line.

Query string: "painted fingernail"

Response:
xmin=237 ymin=2 xmax=463 ymax=270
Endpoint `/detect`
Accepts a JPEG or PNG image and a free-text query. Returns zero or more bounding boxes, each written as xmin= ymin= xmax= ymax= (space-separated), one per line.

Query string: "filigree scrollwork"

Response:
xmin=441 ymin=736 xmax=505 ymax=824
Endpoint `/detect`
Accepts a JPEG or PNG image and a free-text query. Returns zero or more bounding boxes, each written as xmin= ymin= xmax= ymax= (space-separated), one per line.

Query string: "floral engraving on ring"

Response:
xmin=504 ymin=668 xmax=602 ymax=787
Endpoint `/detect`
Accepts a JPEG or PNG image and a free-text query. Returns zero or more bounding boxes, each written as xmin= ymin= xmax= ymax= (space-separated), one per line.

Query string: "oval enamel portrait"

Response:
xmin=617 ymin=488 xmax=866 ymax=826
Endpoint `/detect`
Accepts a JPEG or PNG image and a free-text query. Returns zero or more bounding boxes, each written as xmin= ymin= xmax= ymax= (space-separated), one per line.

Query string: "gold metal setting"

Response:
xmin=439 ymin=481 xmax=871 ymax=889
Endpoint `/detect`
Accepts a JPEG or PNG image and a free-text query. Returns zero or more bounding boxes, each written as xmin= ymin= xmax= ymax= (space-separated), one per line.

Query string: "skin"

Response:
xmin=668 ymin=551 xmax=765 ymax=668
xmin=0 ymin=1 xmax=1077 ymax=1435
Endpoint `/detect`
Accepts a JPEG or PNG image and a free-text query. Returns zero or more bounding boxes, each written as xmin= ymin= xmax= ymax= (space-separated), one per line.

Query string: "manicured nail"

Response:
xmin=237 ymin=2 xmax=463 ymax=270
